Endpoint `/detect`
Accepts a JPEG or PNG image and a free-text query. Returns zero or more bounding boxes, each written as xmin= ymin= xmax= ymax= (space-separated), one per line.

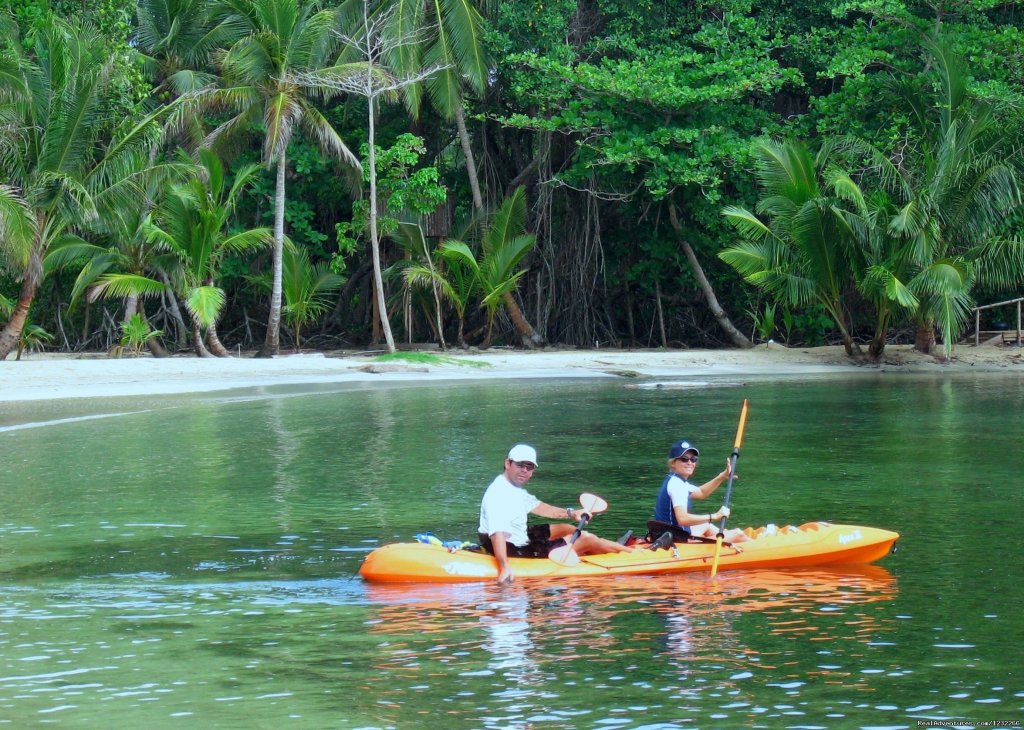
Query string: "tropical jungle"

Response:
xmin=2 ymin=0 xmax=1024 ymax=363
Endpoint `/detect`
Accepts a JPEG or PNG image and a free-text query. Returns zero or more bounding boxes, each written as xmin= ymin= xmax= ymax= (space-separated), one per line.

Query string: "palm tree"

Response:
xmin=280 ymin=246 xmax=345 ymax=349
xmin=0 ymin=15 xmax=171 ymax=360
xmin=867 ymin=38 xmax=1023 ymax=358
xmin=91 ymin=149 xmax=274 ymax=356
xmin=374 ymin=0 xmax=490 ymax=210
xmin=394 ymin=220 xmax=447 ymax=348
xmin=44 ymin=200 xmax=182 ymax=353
xmin=828 ymin=179 xmax=919 ymax=360
xmin=135 ymin=0 xmax=230 ymax=99
xmin=204 ymin=0 xmax=361 ymax=357
xmin=439 ymin=186 xmax=540 ymax=347
xmin=719 ymin=139 xmax=863 ymax=357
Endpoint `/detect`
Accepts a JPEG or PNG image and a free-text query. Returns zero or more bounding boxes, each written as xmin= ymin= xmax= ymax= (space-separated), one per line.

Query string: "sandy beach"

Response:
xmin=2 ymin=342 xmax=1022 ymax=403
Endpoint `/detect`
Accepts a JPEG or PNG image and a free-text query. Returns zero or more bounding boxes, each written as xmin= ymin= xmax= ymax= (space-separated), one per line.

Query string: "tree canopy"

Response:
xmin=2 ymin=0 xmax=1023 ymax=358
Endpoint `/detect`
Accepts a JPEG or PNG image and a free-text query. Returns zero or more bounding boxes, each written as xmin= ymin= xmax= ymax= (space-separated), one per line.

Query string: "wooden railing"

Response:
xmin=971 ymin=296 xmax=1023 ymax=346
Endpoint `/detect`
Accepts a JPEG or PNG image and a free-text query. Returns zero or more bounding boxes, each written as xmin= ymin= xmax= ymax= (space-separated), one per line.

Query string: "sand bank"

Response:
xmin=1 ymin=343 xmax=1021 ymax=403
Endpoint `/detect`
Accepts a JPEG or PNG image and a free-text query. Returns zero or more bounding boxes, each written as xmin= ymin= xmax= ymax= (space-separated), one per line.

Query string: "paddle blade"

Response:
xmin=710 ymin=535 xmax=724 ymax=577
xmin=579 ymin=493 xmax=608 ymax=515
xmin=548 ymin=543 xmax=581 ymax=566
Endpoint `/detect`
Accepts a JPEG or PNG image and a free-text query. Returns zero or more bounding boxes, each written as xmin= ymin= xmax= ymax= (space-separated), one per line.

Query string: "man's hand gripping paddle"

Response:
xmin=710 ymin=399 xmax=749 ymax=578
xmin=548 ymin=493 xmax=608 ymax=566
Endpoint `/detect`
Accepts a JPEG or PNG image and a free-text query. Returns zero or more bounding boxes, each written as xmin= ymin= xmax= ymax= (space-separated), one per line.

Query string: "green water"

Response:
xmin=1 ymin=373 xmax=1022 ymax=729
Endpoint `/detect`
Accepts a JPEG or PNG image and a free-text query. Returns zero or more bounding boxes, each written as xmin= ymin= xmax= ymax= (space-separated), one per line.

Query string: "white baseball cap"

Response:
xmin=507 ymin=444 xmax=538 ymax=466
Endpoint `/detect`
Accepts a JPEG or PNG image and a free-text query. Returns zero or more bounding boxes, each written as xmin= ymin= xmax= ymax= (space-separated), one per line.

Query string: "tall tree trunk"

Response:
xmin=0 ymin=248 xmax=43 ymax=361
xmin=502 ymin=292 xmax=543 ymax=348
xmin=654 ymin=280 xmax=668 ymax=348
xmin=624 ymin=278 xmax=636 ymax=346
xmin=454 ymin=103 xmax=484 ymax=211
xmin=667 ymin=201 xmax=752 ymax=348
xmin=425 ymin=247 xmax=446 ymax=351
xmin=256 ymin=154 xmax=287 ymax=358
xmin=367 ymin=97 xmax=396 ymax=353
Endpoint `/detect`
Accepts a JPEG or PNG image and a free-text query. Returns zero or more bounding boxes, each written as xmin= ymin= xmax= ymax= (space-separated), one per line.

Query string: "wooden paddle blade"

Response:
xmin=548 ymin=544 xmax=581 ymax=566
xmin=579 ymin=493 xmax=608 ymax=514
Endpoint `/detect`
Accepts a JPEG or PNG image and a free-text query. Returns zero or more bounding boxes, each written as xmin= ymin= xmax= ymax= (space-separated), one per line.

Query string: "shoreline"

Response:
xmin=2 ymin=343 xmax=1022 ymax=403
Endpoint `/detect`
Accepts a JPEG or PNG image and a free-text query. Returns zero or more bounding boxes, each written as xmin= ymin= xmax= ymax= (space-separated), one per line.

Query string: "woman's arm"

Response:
xmin=692 ymin=459 xmax=734 ymax=499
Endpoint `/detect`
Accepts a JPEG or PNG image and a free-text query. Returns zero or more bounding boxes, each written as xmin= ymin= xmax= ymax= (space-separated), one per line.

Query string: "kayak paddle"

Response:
xmin=548 ymin=492 xmax=608 ymax=566
xmin=710 ymin=399 xmax=749 ymax=578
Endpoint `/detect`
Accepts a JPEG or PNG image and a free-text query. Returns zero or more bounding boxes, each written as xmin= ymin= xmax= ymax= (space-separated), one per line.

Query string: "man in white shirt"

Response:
xmin=479 ymin=444 xmax=631 ymax=584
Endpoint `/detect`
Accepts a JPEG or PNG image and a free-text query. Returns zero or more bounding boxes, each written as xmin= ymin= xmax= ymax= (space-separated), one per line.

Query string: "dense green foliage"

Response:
xmin=1 ymin=0 xmax=1022 ymax=358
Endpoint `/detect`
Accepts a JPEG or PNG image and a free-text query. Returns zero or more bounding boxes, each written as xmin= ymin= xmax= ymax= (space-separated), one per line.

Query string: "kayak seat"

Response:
xmin=645 ymin=520 xmax=721 ymax=545
xmin=650 ymin=531 xmax=675 ymax=551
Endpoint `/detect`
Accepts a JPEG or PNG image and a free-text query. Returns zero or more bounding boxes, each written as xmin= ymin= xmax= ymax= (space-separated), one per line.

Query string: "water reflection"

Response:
xmin=358 ymin=568 xmax=898 ymax=725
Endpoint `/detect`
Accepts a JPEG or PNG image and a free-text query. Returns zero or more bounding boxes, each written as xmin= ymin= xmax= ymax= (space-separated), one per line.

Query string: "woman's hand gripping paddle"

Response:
xmin=710 ymin=399 xmax=749 ymax=578
xmin=548 ymin=493 xmax=609 ymax=566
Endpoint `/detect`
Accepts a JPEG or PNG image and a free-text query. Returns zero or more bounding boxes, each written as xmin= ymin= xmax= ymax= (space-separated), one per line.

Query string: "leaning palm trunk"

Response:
xmin=137 ymin=301 xmax=170 ymax=358
xmin=502 ymin=292 xmax=542 ymax=348
xmin=206 ymin=320 xmax=230 ymax=357
xmin=257 ymin=155 xmax=288 ymax=358
xmin=668 ymin=203 xmax=751 ymax=349
xmin=0 ymin=242 xmax=44 ymax=360
xmin=0 ymin=269 xmax=40 ymax=360
xmin=454 ymin=104 xmax=484 ymax=212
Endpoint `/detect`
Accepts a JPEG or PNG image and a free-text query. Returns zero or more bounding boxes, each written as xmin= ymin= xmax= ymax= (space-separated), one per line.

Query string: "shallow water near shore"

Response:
xmin=1 ymin=373 xmax=1022 ymax=728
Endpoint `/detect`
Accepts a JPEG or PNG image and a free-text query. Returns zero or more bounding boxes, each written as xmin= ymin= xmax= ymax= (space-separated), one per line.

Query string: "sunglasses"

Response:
xmin=511 ymin=460 xmax=537 ymax=471
xmin=675 ymin=456 xmax=699 ymax=464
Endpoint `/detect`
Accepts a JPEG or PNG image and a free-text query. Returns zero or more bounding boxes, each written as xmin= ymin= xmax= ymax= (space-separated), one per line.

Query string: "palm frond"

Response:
xmin=89 ymin=273 xmax=168 ymax=302
xmin=185 ymin=284 xmax=226 ymax=327
xmin=481 ymin=186 xmax=526 ymax=258
xmin=299 ymin=101 xmax=360 ymax=170
xmin=220 ymin=227 xmax=276 ymax=254
xmin=0 ymin=184 xmax=35 ymax=268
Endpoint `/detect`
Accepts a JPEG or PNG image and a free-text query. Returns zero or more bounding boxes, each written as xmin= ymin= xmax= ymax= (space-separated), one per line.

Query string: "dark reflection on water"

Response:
xmin=1 ymin=374 xmax=1022 ymax=727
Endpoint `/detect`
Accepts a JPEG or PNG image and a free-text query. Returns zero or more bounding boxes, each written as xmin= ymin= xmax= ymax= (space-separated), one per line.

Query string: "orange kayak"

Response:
xmin=358 ymin=521 xmax=900 ymax=583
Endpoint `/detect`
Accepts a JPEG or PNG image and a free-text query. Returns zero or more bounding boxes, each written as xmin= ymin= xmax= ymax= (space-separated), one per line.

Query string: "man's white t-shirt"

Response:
xmin=478 ymin=474 xmax=540 ymax=547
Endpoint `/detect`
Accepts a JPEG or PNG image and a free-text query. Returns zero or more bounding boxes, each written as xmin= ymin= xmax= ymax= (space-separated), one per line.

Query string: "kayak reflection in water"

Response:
xmin=649 ymin=439 xmax=751 ymax=544
xmin=478 ymin=444 xmax=633 ymax=585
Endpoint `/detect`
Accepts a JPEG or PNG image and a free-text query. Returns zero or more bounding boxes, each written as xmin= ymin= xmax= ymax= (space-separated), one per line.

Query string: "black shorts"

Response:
xmin=478 ymin=524 xmax=564 ymax=558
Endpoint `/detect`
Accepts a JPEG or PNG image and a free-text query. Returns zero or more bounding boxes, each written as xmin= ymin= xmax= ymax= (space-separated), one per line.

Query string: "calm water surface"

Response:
xmin=1 ymin=372 xmax=1022 ymax=729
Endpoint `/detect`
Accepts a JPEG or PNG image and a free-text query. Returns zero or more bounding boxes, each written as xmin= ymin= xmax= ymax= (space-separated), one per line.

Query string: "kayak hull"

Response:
xmin=358 ymin=521 xmax=900 ymax=583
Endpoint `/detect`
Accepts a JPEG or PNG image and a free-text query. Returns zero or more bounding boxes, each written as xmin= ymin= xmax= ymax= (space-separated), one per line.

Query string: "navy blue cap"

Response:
xmin=668 ymin=440 xmax=699 ymax=459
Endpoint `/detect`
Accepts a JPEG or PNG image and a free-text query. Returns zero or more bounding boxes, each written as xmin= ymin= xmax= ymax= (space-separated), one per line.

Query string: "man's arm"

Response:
xmin=530 ymin=502 xmax=576 ymax=520
xmin=490 ymin=531 xmax=513 ymax=584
